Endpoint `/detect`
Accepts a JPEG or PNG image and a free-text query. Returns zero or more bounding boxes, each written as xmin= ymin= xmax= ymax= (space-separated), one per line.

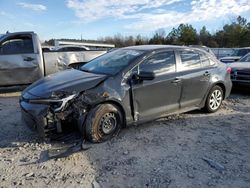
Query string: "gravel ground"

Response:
xmin=0 ymin=89 xmax=250 ymax=188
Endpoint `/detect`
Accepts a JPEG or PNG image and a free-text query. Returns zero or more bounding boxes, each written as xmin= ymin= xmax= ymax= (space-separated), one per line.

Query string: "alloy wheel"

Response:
xmin=209 ymin=89 xmax=222 ymax=111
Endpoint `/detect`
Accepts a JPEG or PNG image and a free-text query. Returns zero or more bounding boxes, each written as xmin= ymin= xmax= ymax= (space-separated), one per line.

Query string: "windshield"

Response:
xmin=239 ymin=53 xmax=250 ymax=62
xmin=233 ymin=49 xmax=250 ymax=56
xmin=80 ymin=49 xmax=144 ymax=75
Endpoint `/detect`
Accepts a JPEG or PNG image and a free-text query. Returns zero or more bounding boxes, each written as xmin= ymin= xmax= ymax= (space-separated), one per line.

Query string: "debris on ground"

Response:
xmin=0 ymin=90 xmax=250 ymax=187
xmin=47 ymin=140 xmax=91 ymax=160
xmin=202 ymin=157 xmax=225 ymax=173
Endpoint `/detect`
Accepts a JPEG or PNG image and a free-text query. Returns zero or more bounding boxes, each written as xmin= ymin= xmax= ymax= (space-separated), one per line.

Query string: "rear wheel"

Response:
xmin=204 ymin=85 xmax=224 ymax=113
xmin=85 ymin=104 xmax=123 ymax=143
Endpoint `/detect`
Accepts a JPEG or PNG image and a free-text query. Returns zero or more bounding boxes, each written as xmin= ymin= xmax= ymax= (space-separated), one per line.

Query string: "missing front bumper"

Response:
xmin=20 ymin=100 xmax=60 ymax=139
xmin=21 ymin=107 xmax=48 ymax=139
xmin=20 ymin=102 xmax=87 ymax=140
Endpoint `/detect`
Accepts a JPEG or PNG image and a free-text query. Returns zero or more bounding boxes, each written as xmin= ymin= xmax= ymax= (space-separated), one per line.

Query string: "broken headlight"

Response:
xmin=29 ymin=92 xmax=78 ymax=112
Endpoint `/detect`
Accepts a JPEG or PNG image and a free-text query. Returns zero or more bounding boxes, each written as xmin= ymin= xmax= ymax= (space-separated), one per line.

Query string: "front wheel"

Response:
xmin=204 ymin=85 xmax=224 ymax=113
xmin=85 ymin=104 xmax=123 ymax=143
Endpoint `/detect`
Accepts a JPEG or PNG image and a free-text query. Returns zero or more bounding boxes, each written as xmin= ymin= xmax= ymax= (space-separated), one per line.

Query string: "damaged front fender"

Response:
xmin=52 ymin=90 xmax=115 ymax=134
xmin=21 ymin=86 xmax=117 ymax=140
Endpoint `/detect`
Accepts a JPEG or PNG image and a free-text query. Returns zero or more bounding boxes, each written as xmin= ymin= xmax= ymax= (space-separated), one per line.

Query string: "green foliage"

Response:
xmin=166 ymin=24 xmax=198 ymax=45
xmin=42 ymin=16 xmax=250 ymax=48
xmin=149 ymin=29 xmax=166 ymax=44
xmin=214 ymin=16 xmax=250 ymax=47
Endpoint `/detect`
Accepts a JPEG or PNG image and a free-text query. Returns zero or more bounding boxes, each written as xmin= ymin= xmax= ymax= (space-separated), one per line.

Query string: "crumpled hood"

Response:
xmin=23 ymin=69 xmax=107 ymax=99
xmin=228 ymin=62 xmax=250 ymax=70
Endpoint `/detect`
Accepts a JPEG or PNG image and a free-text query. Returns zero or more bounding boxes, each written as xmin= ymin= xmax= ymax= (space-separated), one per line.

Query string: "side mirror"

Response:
xmin=132 ymin=71 xmax=155 ymax=81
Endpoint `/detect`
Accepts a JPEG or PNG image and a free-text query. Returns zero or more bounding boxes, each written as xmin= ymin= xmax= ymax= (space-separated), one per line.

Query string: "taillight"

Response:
xmin=226 ymin=67 xmax=232 ymax=74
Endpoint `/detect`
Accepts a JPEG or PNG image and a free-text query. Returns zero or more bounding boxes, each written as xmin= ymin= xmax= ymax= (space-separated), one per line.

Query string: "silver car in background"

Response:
xmin=220 ymin=48 xmax=250 ymax=63
xmin=229 ymin=53 xmax=250 ymax=87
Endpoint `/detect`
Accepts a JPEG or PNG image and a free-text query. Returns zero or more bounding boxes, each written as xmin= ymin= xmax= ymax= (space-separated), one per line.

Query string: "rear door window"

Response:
xmin=179 ymin=50 xmax=201 ymax=71
xmin=0 ymin=34 xmax=34 ymax=55
xmin=139 ymin=51 xmax=176 ymax=75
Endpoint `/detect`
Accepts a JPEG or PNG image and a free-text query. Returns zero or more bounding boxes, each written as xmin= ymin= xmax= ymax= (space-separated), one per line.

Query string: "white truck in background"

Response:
xmin=0 ymin=31 xmax=112 ymax=87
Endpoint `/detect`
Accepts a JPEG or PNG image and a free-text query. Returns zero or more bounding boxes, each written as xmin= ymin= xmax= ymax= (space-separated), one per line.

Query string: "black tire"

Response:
xmin=204 ymin=85 xmax=224 ymax=113
xmin=85 ymin=104 xmax=123 ymax=143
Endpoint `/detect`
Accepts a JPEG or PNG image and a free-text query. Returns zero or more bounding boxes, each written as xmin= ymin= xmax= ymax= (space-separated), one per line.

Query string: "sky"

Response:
xmin=1 ymin=0 xmax=250 ymax=41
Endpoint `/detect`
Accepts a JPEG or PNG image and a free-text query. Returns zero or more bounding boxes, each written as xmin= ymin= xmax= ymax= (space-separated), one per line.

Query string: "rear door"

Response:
xmin=131 ymin=50 xmax=182 ymax=121
xmin=0 ymin=33 xmax=42 ymax=86
xmin=176 ymin=49 xmax=213 ymax=109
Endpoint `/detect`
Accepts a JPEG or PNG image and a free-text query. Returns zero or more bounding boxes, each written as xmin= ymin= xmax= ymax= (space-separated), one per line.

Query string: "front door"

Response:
xmin=131 ymin=51 xmax=182 ymax=121
xmin=0 ymin=33 xmax=42 ymax=86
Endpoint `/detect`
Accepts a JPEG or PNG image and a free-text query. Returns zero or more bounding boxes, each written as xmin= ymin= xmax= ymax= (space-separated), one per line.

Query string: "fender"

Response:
xmin=200 ymin=81 xmax=226 ymax=108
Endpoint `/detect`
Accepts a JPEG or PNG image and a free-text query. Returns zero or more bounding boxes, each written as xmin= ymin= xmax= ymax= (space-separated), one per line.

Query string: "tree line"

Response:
xmin=44 ymin=16 xmax=250 ymax=48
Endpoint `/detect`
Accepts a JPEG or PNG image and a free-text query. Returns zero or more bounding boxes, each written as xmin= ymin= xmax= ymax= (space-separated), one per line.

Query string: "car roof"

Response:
xmin=4 ymin=31 xmax=35 ymax=36
xmin=124 ymin=45 xmax=197 ymax=52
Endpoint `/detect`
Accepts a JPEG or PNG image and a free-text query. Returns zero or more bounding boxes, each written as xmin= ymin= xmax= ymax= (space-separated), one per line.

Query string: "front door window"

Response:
xmin=0 ymin=34 xmax=34 ymax=55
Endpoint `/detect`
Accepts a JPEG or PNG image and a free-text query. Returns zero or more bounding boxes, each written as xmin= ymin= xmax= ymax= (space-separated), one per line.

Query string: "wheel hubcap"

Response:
xmin=101 ymin=113 xmax=117 ymax=135
xmin=209 ymin=90 xmax=222 ymax=110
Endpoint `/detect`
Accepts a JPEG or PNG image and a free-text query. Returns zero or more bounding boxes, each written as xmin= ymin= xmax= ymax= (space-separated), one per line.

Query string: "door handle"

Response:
xmin=203 ymin=71 xmax=210 ymax=77
xmin=23 ymin=57 xmax=35 ymax=61
xmin=171 ymin=78 xmax=181 ymax=84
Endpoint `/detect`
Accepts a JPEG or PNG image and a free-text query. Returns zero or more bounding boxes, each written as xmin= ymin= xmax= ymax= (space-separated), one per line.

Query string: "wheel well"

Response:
xmin=214 ymin=83 xmax=226 ymax=99
xmin=99 ymin=101 xmax=127 ymax=128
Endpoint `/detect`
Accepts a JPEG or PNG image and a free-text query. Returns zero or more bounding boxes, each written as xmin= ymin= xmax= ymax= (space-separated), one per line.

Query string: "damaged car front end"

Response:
xmin=21 ymin=91 xmax=77 ymax=138
xmin=20 ymin=48 xmax=144 ymax=142
xmin=20 ymin=69 xmax=109 ymax=139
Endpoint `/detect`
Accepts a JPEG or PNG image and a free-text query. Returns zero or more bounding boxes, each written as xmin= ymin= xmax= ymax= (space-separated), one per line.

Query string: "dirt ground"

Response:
xmin=0 ymin=89 xmax=250 ymax=188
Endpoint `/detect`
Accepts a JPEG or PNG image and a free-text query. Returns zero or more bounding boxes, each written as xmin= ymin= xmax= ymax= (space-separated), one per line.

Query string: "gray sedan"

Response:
xmin=20 ymin=45 xmax=232 ymax=143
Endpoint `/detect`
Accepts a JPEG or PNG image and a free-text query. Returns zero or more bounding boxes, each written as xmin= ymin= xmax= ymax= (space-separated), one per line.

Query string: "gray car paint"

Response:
xmin=24 ymin=69 xmax=107 ymax=98
xmin=20 ymin=45 xmax=232 ymax=139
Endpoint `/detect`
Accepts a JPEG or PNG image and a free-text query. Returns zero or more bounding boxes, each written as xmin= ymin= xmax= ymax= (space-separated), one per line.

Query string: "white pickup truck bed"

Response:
xmin=0 ymin=32 xmax=108 ymax=87
xmin=43 ymin=51 xmax=106 ymax=75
